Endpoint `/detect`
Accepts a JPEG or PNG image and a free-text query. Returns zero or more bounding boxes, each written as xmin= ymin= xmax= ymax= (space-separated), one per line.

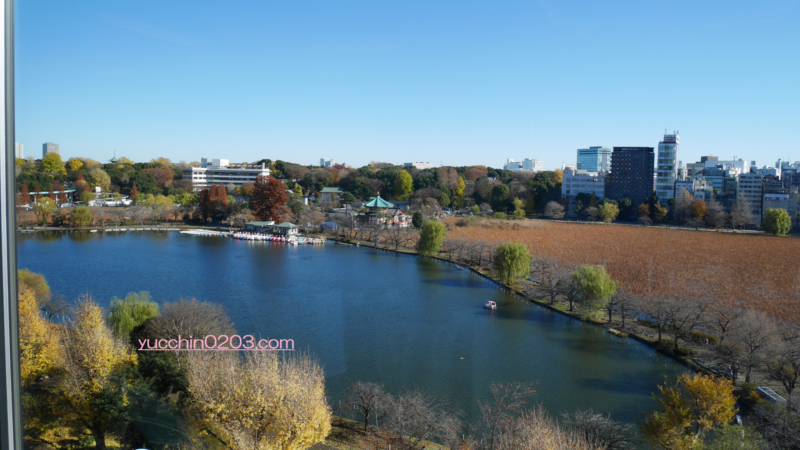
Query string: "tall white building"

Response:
xmin=656 ymin=132 xmax=679 ymax=200
xmin=14 ymin=143 xmax=22 ymax=159
xmin=320 ymin=158 xmax=336 ymax=167
xmin=504 ymin=158 xmax=543 ymax=172
xmin=182 ymin=158 xmax=271 ymax=191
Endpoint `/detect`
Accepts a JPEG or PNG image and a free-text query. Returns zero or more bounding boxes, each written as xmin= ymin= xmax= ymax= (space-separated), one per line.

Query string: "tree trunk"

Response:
xmin=91 ymin=426 xmax=106 ymax=450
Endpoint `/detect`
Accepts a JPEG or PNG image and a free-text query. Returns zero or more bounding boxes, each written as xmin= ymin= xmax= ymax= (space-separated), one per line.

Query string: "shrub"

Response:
xmin=493 ymin=212 xmax=506 ymax=219
xmin=740 ymin=382 xmax=757 ymax=394
xmin=690 ymin=330 xmax=721 ymax=346
xmin=456 ymin=217 xmax=478 ymax=227
xmin=676 ymin=347 xmax=696 ymax=357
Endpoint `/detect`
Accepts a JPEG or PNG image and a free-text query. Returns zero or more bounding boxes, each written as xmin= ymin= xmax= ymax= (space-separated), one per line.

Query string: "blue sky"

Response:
xmin=15 ymin=0 xmax=800 ymax=169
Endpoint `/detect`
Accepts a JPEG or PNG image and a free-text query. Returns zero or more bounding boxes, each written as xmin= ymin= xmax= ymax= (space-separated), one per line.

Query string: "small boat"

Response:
xmin=484 ymin=301 xmax=497 ymax=310
xmin=455 ymin=265 xmax=463 ymax=270
xmin=90 ymin=230 xmax=98 ymax=233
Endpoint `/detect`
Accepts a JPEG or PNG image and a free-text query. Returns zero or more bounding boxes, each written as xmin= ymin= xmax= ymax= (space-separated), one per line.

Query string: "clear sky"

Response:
xmin=15 ymin=0 xmax=800 ymax=169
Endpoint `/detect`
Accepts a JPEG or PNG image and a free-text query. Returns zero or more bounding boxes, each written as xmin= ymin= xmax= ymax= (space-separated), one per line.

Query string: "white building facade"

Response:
xmin=14 ymin=143 xmax=22 ymax=159
xmin=561 ymin=168 xmax=606 ymax=199
xmin=656 ymin=132 xmax=679 ymax=201
xmin=182 ymin=158 xmax=271 ymax=190
xmin=504 ymin=158 xmax=543 ymax=172
xmin=404 ymin=162 xmax=435 ymax=170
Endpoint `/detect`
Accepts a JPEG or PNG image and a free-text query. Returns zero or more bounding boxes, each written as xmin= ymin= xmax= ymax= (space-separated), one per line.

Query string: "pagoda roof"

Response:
xmin=363 ymin=196 xmax=394 ymax=208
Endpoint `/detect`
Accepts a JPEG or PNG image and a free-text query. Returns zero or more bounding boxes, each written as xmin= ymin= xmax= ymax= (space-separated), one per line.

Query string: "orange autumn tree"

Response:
xmin=74 ymin=174 xmax=89 ymax=197
xmin=251 ymin=175 xmax=289 ymax=221
xmin=130 ymin=182 xmax=139 ymax=200
xmin=18 ymin=182 xmax=31 ymax=206
xmin=692 ymin=200 xmax=707 ymax=218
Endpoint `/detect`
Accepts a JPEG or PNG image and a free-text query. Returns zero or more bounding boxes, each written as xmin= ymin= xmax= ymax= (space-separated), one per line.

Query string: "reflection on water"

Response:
xmin=18 ymin=231 xmax=689 ymax=426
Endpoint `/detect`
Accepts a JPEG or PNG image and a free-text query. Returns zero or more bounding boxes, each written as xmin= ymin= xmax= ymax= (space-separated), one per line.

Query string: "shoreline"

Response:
xmin=327 ymin=235 xmax=719 ymax=377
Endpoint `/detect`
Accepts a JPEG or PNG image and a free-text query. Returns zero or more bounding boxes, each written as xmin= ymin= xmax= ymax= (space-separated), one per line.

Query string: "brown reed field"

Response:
xmin=444 ymin=218 xmax=800 ymax=319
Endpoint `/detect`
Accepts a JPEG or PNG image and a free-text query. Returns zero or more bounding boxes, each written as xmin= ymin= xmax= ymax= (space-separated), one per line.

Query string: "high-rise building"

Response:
xmin=14 ymin=143 xmax=22 ymax=159
xmin=42 ymin=142 xmax=59 ymax=158
xmin=607 ymin=147 xmax=655 ymax=206
xmin=320 ymin=158 xmax=336 ymax=168
xmin=656 ymin=132 xmax=679 ymax=201
xmin=576 ymin=146 xmax=612 ymax=173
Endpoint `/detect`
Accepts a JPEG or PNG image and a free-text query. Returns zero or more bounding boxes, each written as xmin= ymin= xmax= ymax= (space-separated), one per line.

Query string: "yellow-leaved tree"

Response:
xmin=60 ymin=297 xmax=138 ymax=450
xmin=186 ymin=350 xmax=331 ymax=450
xmin=642 ymin=373 xmax=737 ymax=449
xmin=18 ymin=285 xmax=61 ymax=386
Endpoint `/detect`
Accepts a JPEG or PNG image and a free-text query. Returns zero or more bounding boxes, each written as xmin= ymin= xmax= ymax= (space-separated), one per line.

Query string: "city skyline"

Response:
xmin=15 ymin=1 xmax=800 ymax=168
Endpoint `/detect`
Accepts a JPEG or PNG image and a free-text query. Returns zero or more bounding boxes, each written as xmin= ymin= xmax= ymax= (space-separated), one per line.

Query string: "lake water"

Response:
xmin=17 ymin=231 xmax=688 ymax=429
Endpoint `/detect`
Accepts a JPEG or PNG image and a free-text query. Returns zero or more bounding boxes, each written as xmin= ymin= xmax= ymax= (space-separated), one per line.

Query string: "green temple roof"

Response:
xmin=363 ymin=196 xmax=394 ymax=208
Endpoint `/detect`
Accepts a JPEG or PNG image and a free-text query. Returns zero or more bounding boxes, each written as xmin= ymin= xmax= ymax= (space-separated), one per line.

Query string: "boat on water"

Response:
xmin=90 ymin=230 xmax=98 ymax=233
xmin=484 ymin=301 xmax=497 ymax=310
xmin=455 ymin=265 xmax=463 ymax=270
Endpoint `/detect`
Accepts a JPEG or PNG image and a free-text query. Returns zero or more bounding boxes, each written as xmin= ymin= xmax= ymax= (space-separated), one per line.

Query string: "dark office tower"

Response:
xmin=607 ymin=147 xmax=655 ymax=207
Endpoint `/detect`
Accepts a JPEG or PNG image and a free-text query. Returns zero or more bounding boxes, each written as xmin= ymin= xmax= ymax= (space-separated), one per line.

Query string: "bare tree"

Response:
xmin=530 ymin=257 xmax=572 ymax=306
xmin=381 ymin=389 xmax=463 ymax=450
xmin=704 ymin=196 xmax=726 ymax=229
xmin=128 ymin=206 xmax=148 ymax=226
xmin=729 ymin=198 xmax=753 ymax=229
xmin=544 ymin=201 xmax=565 ymax=219
xmin=614 ymin=289 xmax=638 ymax=330
xmin=339 ymin=380 xmax=388 ymax=431
xmin=708 ymin=300 xmax=745 ymax=342
xmin=716 ymin=310 xmax=777 ymax=383
xmin=662 ymin=295 xmax=711 ymax=351
xmin=561 ymin=409 xmax=634 ymax=450
xmin=766 ymin=321 xmax=800 ymax=395
xmin=557 ymin=273 xmax=581 ymax=312
xmin=750 ymin=393 xmax=800 ymax=449
xmin=674 ymin=188 xmax=693 ymax=224
xmin=385 ymin=227 xmax=417 ymax=250
xmin=636 ymin=295 xmax=670 ymax=341
xmin=584 ymin=207 xmax=599 ymax=222
xmin=478 ymin=382 xmax=537 ymax=450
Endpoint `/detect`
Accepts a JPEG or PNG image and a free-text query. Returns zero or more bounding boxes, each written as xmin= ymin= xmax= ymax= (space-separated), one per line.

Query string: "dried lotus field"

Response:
xmin=444 ymin=218 xmax=800 ymax=320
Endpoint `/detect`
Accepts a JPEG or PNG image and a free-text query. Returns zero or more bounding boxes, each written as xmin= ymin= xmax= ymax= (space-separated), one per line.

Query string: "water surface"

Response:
xmin=18 ymin=231 xmax=688 ymax=426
